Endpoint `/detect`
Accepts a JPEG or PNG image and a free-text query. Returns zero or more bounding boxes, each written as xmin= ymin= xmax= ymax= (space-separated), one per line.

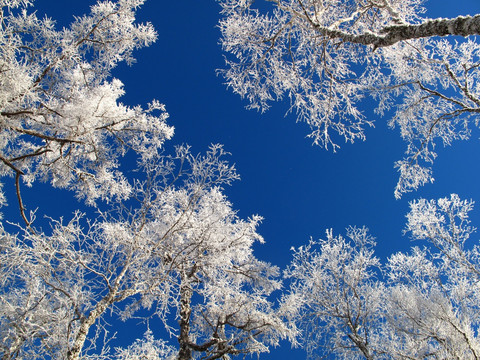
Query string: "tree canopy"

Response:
xmin=1 ymin=0 xmax=480 ymax=359
xmin=219 ymin=0 xmax=480 ymax=198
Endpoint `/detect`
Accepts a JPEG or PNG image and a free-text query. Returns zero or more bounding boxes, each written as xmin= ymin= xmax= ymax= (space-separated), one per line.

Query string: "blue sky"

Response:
xmin=20 ymin=0 xmax=480 ymax=358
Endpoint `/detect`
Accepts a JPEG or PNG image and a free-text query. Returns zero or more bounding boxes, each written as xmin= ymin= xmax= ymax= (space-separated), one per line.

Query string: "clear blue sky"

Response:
xmin=19 ymin=0 xmax=480 ymax=358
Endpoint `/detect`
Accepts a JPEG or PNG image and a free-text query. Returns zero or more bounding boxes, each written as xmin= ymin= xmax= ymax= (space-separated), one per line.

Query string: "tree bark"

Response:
xmin=67 ymin=299 xmax=109 ymax=360
xmin=314 ymin=14 xmax=480 ymax=48
xmin=178 ymin=280 xmax=193 ymax=360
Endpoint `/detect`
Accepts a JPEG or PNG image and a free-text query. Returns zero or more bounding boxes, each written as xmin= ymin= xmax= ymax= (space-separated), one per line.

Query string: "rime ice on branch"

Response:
xmin=218 ymin=0 xmax=480 ymax=198
xmin=0 ymin=145 xmax=291 ymax=360
xmin=0 ymin=0 xmax=173 ymax=224
xmin=283 ymin=194 xmax=480 ymax=359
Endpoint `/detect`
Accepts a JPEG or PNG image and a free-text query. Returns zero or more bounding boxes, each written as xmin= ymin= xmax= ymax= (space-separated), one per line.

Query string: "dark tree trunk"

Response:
xmin=178 ymin=278 xmax=193 ymax=360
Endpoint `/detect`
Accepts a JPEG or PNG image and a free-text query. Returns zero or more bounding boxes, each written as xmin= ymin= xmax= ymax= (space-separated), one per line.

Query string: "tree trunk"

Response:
xmin=67 ymin=301 xmax=108 ymax=360
xmin=178 ymin=280 xmax=193 ymax=360
xmin=66 ymin=258 xmax=134 ymax=360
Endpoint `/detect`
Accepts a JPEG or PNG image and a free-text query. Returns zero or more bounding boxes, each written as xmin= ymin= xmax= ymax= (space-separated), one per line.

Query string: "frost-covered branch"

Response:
xmin=0 ymin=0 xmax=173 ymax=214
xmin=219 ymin=0 xmax=480 ymax=197
xmin=0 ymin=145 xmax=289 ymax=360
xmin=285 ymin=194 xmax=480 ymax=359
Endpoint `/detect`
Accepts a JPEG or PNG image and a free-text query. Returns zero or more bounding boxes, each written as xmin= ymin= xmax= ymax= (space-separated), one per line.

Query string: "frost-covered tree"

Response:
xmin=0 ymin=0 xmax=173 ymax=225
xmin=386 ymin=194 xmax=480 ymax=359
xmin=0 ymin=145 xmax=290 ymax=360
xmin=0 ymin=2 xmax=291 ymax=359
xmin=218 ymin=0 xmax=480 ymax=197
xmin=114 ymin=330 xmax=176 ymax=360
xmin=283 ymin=194 xmax=480 ymax=359
xmin=282 ymin=227 xmax=386 ymax=359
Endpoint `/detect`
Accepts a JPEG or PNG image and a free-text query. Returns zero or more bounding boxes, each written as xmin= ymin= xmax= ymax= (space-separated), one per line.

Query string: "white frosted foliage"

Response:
xmin=0 ymin=0 xmax=173 ymax=218
xmin=219 ymin=0 xmax=480 ymax=197
xmin=284 ymin=194 xmax=480 ymax=359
